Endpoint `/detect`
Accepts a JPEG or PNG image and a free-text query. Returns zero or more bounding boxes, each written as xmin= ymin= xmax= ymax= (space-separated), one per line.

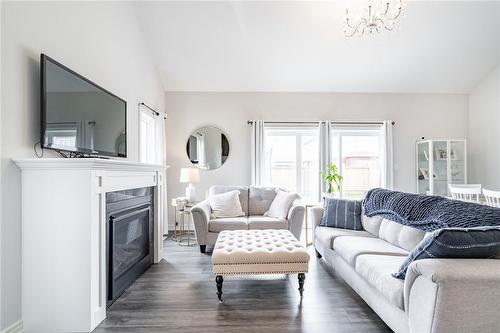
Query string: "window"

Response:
xmin=253 ymin=121 xmax=392 ymax=203
xmin=331 ymin=126 xmax=383 ymax=199
xmin=263 ymin=125 xmax=319 ymax=202
xmin=52 ymin=134 xmax=76 ymax=147
xmin=139 ymin=110 xmax=164 ymax=164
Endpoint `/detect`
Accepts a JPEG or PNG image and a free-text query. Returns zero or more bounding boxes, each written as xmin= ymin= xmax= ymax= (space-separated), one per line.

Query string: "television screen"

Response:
xmin=41 ymin=54 xmax=127 ymax=157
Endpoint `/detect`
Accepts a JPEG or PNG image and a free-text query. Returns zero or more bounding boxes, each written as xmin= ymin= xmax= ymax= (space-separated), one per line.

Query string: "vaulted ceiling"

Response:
xmin=134 ymin=1 xmax=500 ymax=93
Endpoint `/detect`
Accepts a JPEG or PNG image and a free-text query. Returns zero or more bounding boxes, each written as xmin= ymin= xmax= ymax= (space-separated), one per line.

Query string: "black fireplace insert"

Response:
xmin=106 ymin=187 xmax=153 ymax=307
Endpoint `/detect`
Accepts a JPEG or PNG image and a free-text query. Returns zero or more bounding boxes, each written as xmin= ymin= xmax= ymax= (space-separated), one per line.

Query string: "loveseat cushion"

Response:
xmin=209 ymin=186 xmax=249 ymax=215
xmin=248 ymin=186 xmax=277 ymax=215
xmin=208 ymin=190 xmax=245 ymax=218
xmin=208 ymin=217 xmax=248 ymax=232
xmin=265 ymin=190 xmax=299 ymax=218
xmin=314 ymin=226 xmax=375 ymax=250
xmin=247 ymin=215 xmax=289 ymax=230
xmin=355 ymin=254 xmax=406 ymax=310
xmin=378 ymin=218 xmax=427 ymax=252
xmin=333 ymin=236 xmax=408 ymax=266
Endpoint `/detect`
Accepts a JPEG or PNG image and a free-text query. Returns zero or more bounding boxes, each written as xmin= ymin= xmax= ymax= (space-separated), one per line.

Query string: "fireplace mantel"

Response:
xmin=14 ymin=158 xmax=169 ymax=332
xmin=15 ymin=157 xmax=169 ymax=171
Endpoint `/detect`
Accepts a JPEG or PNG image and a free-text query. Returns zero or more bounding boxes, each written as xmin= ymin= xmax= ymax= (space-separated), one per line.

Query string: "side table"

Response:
xmin=172 ymin=201 xmax=198 ymax=246
xmin=298 ymin=201 xmax=322 ymax=246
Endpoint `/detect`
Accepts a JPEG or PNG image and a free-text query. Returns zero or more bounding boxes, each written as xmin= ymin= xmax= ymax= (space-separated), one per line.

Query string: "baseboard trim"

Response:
xmin=1 ymin=320 xmax=23 ymax=333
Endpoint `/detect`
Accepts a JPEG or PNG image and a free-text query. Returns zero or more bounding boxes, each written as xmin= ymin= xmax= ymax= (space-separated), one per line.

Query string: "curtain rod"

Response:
xmin=246 ymin=120 xmax=395 ymax=125
xmin=139 ymin=102 xmax=168 ymax=120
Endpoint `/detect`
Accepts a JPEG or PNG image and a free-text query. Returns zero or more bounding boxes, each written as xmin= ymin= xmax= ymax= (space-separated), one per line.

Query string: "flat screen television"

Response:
xmin=41 ymin=54 xmax=127 ymax=157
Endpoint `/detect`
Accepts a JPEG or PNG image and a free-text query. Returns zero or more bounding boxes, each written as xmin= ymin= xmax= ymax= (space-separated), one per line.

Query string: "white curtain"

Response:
xmin=381 ymin=120 xmax=394 ymax=189
xmin=319 ymin=121 xmax=332 ymax=196
xmin=251 ymin=120 xmax=265 ymax=185
xmin=158 ymin=116 xmax=166 ymax=165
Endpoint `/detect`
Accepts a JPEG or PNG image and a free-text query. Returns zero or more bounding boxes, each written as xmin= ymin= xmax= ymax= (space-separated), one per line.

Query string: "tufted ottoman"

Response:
xmin=211 ymin=229 xmax=310 ymax=303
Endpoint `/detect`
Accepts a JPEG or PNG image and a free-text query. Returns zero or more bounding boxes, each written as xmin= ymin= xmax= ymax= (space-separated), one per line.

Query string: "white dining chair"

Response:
xmin=449 ymin=184 xmax=482 ymax=203
xmin=482 ymin=188 xmax=500 ymax=207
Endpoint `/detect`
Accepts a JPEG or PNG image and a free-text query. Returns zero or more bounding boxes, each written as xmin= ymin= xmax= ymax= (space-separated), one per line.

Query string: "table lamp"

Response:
xmin=180 ymin=167 xmax=200 ymax=202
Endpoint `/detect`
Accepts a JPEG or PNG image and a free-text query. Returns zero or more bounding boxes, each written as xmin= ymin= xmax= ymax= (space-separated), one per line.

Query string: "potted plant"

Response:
xmin=320 ymin=163 xmax=343 ymax=199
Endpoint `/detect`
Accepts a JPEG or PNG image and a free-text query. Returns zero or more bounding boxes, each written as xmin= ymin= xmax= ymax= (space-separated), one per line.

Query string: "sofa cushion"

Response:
xmin=361 ymin=214 xmax=383 ymax=236
xmin=247 ymin=215 xmax=289 ymax=230
xmin=314 ymin=226 xmax=375 ymax=250
xmin=333 ymin=236 xmax=408 ymax=266
xmin=208 ymin=217 xmax=248 ymax=232
xmin=320 ymin=198 xmax=363 ymax=230
xmin=378 ymin=218 xmax=427 ymax=252
xmin=355 ymin=254 xmax=406 ymax=310
xmin=248 ymin=186 xmax=278 ymax=215
xmin=209 ymin=186 xmax=249 ymax=215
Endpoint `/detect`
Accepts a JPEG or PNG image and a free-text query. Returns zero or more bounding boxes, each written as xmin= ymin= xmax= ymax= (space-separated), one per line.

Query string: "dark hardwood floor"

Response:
xmin=94 ymin=239 xmax=392 ymax=333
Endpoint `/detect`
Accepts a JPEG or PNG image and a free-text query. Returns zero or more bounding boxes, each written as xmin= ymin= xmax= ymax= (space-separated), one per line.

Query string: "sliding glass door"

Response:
xmin=260 ymin=122 xmax=389 ymax=201
xmin=257 ymin=121 xmax=390 ymax=246
xmin=263 ymin=125 xmax=320 ymax=202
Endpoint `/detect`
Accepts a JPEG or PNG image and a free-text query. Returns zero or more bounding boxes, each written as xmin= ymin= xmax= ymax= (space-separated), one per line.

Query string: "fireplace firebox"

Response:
xmin=106 ymin=187 xmax=154 ymax=306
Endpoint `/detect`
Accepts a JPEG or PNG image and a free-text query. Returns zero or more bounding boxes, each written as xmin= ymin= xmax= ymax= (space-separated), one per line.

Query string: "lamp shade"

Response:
xmin=180 ymin=167 xmax=200 ymax=183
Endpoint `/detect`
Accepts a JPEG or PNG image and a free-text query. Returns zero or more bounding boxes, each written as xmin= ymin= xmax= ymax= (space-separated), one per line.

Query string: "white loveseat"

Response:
xmin=312 ymin=206 xmax=500 ymax=333
xmin=191 ymin=186 xmax=305 ymax=253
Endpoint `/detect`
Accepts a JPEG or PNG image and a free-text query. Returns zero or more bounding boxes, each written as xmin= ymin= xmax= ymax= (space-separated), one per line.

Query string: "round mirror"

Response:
xmin=186 ymin=126 xmax=230 ymax=170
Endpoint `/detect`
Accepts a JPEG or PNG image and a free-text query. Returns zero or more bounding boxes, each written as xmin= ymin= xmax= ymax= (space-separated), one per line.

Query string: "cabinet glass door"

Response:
xmin=432 ymin=140 xmax=448 ymax=196
xmin=417 ymin=141 xmax=430 ymax=195
xmin=450 ymin=140 xmax=466 ymax=186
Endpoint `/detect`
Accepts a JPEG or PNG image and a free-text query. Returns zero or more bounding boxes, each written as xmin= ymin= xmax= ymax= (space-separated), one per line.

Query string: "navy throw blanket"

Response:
xmin=362 ymin=188 xmax=500 ymax=231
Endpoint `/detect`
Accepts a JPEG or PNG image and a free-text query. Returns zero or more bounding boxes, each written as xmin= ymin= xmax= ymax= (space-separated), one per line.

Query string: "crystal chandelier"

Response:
xmin=344 ymin=0 xmax=404 ymax=37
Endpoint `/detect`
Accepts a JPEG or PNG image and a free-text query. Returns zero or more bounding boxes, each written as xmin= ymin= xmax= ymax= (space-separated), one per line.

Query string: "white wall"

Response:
xmin=165 ymin=92 xmax=469 ymax=228
xmin=0 ymin=2 xmax=164 ymax=329
xmin=468 ymin=65 xmax=500 ymax=188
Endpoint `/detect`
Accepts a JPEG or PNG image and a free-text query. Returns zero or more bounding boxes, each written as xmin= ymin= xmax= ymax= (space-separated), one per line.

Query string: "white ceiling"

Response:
xmin=135 ymin=1 xmax=500 ymax=93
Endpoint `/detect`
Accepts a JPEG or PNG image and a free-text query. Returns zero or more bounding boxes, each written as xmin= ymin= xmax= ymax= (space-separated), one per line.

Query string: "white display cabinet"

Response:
xmin=416 ymin=139 xmax=467 ymax=196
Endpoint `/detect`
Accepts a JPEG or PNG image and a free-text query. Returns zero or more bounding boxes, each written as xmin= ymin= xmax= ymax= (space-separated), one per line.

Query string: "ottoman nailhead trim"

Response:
xmin=213 ymin=270 xmax=308 ymax=276
xmin=213 ymin=261 xmax=309 ymax=266
xmin=213 ymin=270 xmax=309 ymax=276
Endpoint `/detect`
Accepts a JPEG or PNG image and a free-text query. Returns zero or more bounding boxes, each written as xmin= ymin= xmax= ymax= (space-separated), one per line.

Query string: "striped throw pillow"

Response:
xmin=393 ymin=226 xmax=500 ymax=279
xmin=319 ymin=198 xmax=363 ymax=230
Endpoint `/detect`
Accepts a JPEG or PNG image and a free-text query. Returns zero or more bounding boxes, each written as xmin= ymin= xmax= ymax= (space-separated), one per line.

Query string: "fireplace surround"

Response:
xmin=15 ymin=158 xmax=168 ymax=332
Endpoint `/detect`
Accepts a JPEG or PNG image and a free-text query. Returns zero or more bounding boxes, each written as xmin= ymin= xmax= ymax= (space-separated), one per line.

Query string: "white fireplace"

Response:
xmin=14 ymin=158 xmax=169 ymax=332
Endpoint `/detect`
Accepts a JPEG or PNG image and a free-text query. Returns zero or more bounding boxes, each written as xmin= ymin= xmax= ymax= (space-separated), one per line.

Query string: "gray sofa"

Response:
xmin=312 ymin=206 xmax=500 ymax=333
xmin=191 ymin=186 xmax=305 ymax=253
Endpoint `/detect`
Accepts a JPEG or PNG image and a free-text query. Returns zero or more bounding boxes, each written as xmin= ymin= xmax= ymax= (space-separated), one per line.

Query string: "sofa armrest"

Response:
xmin=310 ymin=206 xmax=323 ymax=241
xmin=190 ymin=200 xmax=211 ymax=246
xmin=404 ymin=258 xmax=500 ymax=333
xmin=287 ymin=204 xmax=305 ymax=240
